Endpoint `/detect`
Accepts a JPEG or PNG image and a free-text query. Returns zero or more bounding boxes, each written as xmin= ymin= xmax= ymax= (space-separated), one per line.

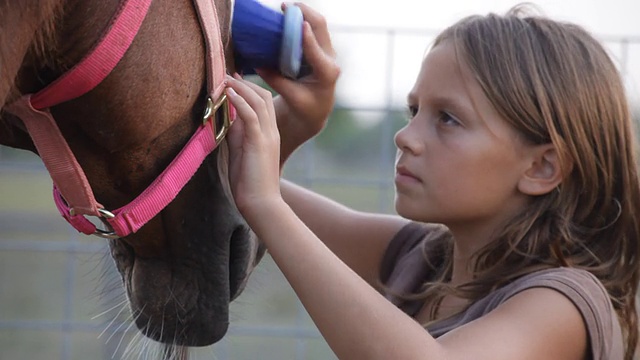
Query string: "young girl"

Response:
xmin=224 ymin=3 xmax=639 ymax=359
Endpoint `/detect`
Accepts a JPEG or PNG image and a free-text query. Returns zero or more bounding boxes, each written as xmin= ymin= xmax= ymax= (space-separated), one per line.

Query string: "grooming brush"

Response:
xmin=232 ymin=0 xmax=311 ymax=79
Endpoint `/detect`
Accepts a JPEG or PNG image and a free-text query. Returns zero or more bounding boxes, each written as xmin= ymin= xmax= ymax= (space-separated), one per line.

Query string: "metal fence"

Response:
xmin=1 ymin=26 xmax=639 ymax=360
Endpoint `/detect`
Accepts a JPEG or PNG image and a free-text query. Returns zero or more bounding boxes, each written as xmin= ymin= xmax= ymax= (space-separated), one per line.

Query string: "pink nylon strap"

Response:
xmin=193 ymin=0 xmax=227 ymax=101
xmin=53 ymin=188 xmax=98 ymax=235
xmin=7 ymin=0 xmax=230 ymax=237
xmin=106 ymin=119 xmax=220 ymax=235
xmin=6 ymin=0 xmax=152 ymax=219
xmin=7 ymin=96 xmax=104 ymax=218
xmin=51 ymin=114 xmax=226 ymax=236
xmin=32 ymin=0 xmax=154 ymax=109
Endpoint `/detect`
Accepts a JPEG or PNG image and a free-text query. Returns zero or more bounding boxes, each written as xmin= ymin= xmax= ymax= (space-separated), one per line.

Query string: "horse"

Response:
xmin=0 ymin=0 xmax=266 ymax=352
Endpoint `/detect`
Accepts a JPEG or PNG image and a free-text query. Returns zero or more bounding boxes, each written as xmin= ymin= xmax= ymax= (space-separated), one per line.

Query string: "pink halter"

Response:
xmin=6 ymin=0 xmax=234 ymax=238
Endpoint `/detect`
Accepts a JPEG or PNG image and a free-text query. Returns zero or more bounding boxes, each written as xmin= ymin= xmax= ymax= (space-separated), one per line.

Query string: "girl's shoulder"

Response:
xmin=434 ymin=267 xmax=625 ymax=360
xmin=379 ymin=222 xmax=625 ymax=359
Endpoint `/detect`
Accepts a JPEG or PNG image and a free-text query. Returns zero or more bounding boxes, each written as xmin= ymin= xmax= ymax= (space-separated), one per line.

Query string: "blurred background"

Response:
xmin=1 ymin=0 xmax=639 ymax=359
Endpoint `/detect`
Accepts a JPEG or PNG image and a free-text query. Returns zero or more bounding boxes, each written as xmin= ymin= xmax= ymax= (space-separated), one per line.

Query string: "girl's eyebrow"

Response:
xmin=433 ymin=95 xmax=471 ymax=113
xmin=408 ymin=90 xmax=475 ymax=118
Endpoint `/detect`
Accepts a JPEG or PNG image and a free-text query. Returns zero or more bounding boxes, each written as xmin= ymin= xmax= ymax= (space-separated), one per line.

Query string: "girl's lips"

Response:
xmin=395 ymin=165 xmax=421 ymax=184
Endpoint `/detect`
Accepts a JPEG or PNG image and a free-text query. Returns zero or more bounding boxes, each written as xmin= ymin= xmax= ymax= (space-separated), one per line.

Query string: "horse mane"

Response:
xmin=0 ymin=0 xmax=62 ymax=105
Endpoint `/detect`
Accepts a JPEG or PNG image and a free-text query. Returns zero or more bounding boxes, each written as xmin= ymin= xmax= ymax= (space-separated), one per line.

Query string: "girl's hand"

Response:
xmin=257 ymin=2 xmax=340 ymax=168
xmin=225 ymin=74 xmax=282 ymax=220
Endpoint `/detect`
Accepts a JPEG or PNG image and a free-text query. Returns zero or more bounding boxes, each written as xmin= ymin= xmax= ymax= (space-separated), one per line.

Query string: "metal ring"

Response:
xmin=93 ymin=208 xmax=120 ymax=239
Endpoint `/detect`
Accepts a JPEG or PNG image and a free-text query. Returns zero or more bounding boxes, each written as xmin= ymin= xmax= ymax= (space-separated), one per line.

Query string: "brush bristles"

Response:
xmin=232 ymin=0 xmax=285 ymax=72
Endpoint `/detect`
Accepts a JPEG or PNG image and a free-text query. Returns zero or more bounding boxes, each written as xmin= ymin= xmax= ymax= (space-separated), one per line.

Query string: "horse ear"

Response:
xmin=518 ymin=144 xmax=564 ymax=196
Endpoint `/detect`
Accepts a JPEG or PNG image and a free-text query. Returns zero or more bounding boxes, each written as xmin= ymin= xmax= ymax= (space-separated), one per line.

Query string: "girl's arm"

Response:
xmin=224 ymin=75 xmax=588 ymax=360
xmin=257 ymin=3 xmax=407 ymax=287
xmin=280 ymin=179 xmax=408 ymax=288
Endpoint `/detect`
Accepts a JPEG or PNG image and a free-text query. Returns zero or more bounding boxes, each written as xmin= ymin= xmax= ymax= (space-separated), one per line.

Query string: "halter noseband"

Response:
xmin=5 ymin=0 xmax=233 ymax=239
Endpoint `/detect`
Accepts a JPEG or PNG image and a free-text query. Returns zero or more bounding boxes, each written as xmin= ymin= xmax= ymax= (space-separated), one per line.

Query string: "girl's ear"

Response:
xmin=518 ymin=144 xmax=564 ymax=196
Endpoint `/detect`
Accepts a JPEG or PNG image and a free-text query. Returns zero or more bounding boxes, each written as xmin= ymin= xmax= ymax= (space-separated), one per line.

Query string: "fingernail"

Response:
xmin=226 ymin=87 xmax=238 ymax=97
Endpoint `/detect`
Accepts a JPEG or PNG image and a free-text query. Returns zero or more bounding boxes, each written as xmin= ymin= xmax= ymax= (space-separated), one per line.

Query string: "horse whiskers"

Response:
xmin=165 ymin=312 xmax=190 ymax=360
xmin=162 ymin=343 xmax=188 ymax=360
xmin=110 ymin=305 xmax=199 ymax=360
xmin=136 ymin=335 xmax=153 ymax=360
xmin=98 ymin=300 xmax=130 ymax=339
xmin=167 ymin=284 xmax=188 ymax=313
xmin=112 ymin=305 xmax=146 ymax=359
xmin=132 ymin=312 xmax=154 ymax=360
xmin=121 ymin=328 xmax=143 ymax=360
xmin=105 ymin=306 xmax=137 ymax=346
xmin=91 ymin=297 xmax=129 ymax=320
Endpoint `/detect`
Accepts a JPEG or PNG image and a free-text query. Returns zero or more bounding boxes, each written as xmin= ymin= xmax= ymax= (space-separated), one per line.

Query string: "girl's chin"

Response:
xmin=395 ymin=200 xmax=422 ymax=220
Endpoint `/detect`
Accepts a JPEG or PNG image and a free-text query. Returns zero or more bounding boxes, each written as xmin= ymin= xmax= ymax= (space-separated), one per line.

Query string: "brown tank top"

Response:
xmin=379 ymin=222 xmax=624 ymax=360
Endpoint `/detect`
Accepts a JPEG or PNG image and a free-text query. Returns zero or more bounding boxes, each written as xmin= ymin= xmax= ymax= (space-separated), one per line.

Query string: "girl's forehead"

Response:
xmin=412 ymin=42 xmax=518 ymax=139
xmin=417 ymin=43 xmax=474 ymax=92
xmin=410 ymin=43 xmax=479 ymax=110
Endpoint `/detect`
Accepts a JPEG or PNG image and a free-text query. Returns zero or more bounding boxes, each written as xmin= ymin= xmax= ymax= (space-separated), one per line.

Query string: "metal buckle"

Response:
xmin=202 ymin=94 xmax=231 ymax=143
xmin=93 ymin=208 xmax=120 ymax=239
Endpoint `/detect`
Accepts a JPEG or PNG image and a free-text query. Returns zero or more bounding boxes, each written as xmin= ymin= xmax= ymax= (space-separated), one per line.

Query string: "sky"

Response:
xmin=259 ymin=0 xmax=640 ymax=110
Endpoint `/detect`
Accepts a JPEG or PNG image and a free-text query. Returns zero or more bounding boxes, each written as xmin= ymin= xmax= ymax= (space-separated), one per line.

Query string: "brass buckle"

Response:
xmin=202 ymin=94 xmax=231 ymax=143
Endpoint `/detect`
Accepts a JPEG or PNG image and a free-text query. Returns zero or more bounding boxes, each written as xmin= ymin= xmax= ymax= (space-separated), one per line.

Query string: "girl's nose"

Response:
xmin=394 ymin=124 xmax=421 ymax=155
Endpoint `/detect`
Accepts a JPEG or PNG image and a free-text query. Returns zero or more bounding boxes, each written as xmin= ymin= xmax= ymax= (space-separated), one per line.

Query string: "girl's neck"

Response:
xmin=450 ymin=245 xmax=474 ymax=286
xmin=448 ymin=225 xmax=497 ymax=286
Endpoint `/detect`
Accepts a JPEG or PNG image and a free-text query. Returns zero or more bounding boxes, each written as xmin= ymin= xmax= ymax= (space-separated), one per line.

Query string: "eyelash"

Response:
xmin=405 ymin=105 xmax=460 ymax=126
xmin=438 ymin=111 xmax=459 ymax=126
xmin=406 ymin=105 xmax=418 ymax=119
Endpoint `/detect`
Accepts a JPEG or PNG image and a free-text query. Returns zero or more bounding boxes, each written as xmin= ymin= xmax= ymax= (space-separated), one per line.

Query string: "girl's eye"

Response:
xmin=406 ymin=105 xmax=418 ymax=119
xmin=438 ymin=111 xmax=460 ymax=126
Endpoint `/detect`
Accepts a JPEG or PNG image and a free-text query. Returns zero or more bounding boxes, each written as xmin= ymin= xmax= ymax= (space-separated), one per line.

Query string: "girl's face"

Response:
xmin=394 ymin=42 xmax=535 ymax=235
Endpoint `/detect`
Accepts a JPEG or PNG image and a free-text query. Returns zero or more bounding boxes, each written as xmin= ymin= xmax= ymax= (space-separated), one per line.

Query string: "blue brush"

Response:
xmin=232 ymin=0 xmax=310 ymax=79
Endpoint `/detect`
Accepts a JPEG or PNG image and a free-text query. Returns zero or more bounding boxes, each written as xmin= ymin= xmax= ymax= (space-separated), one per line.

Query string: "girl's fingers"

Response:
xmin=225 ymin=101 xmax=245 ymax=149
xmin=292 ymin=3 xmax=334 ymax=56
xmin=226 ymin=75 xmax=279 ymax=139
xmin=255 ymin=68 xmax=295 ymax=97
xmin=231 ymin=74 xmax=277 ymax=128
xmin=226 ymin=75 xmax=274 ymax=132
xmin=256 ymin=21 xmax=339 ymax=103
xmin=300 ymin=21 xmax=340 ymax=83
xmin=226 ymin=86 xmax=261 ymax=139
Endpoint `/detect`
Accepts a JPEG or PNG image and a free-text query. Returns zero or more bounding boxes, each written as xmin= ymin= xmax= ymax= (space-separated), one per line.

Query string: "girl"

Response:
xmin=225 ymin=3 xmax=639 ymax=359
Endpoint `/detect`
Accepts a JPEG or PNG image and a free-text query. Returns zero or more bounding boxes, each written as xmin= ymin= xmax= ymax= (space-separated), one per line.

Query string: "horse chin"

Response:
xmin=106 ymin=150 xmax=266 ymax=347
xmin=110 ymin=223 xmax=263 ymax=346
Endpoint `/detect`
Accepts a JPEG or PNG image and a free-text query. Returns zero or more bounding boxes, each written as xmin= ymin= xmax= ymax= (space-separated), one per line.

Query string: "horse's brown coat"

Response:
xmin=0 ymin=0 xmax=263 ymax=347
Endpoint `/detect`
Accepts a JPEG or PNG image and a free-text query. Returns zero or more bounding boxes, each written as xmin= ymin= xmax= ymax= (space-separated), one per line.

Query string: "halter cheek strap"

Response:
xmin=6 ymin=0 xmax=234 ymax=238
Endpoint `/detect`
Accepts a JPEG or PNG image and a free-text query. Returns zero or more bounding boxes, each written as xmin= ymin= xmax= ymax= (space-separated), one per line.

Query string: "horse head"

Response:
xmin=0 ymin=0 xmax=265 ymax=346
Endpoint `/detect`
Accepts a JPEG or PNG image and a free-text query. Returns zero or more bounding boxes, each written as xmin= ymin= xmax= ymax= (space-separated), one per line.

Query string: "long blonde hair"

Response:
xmin=414 ymin=5 xmax=640 ymax=359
